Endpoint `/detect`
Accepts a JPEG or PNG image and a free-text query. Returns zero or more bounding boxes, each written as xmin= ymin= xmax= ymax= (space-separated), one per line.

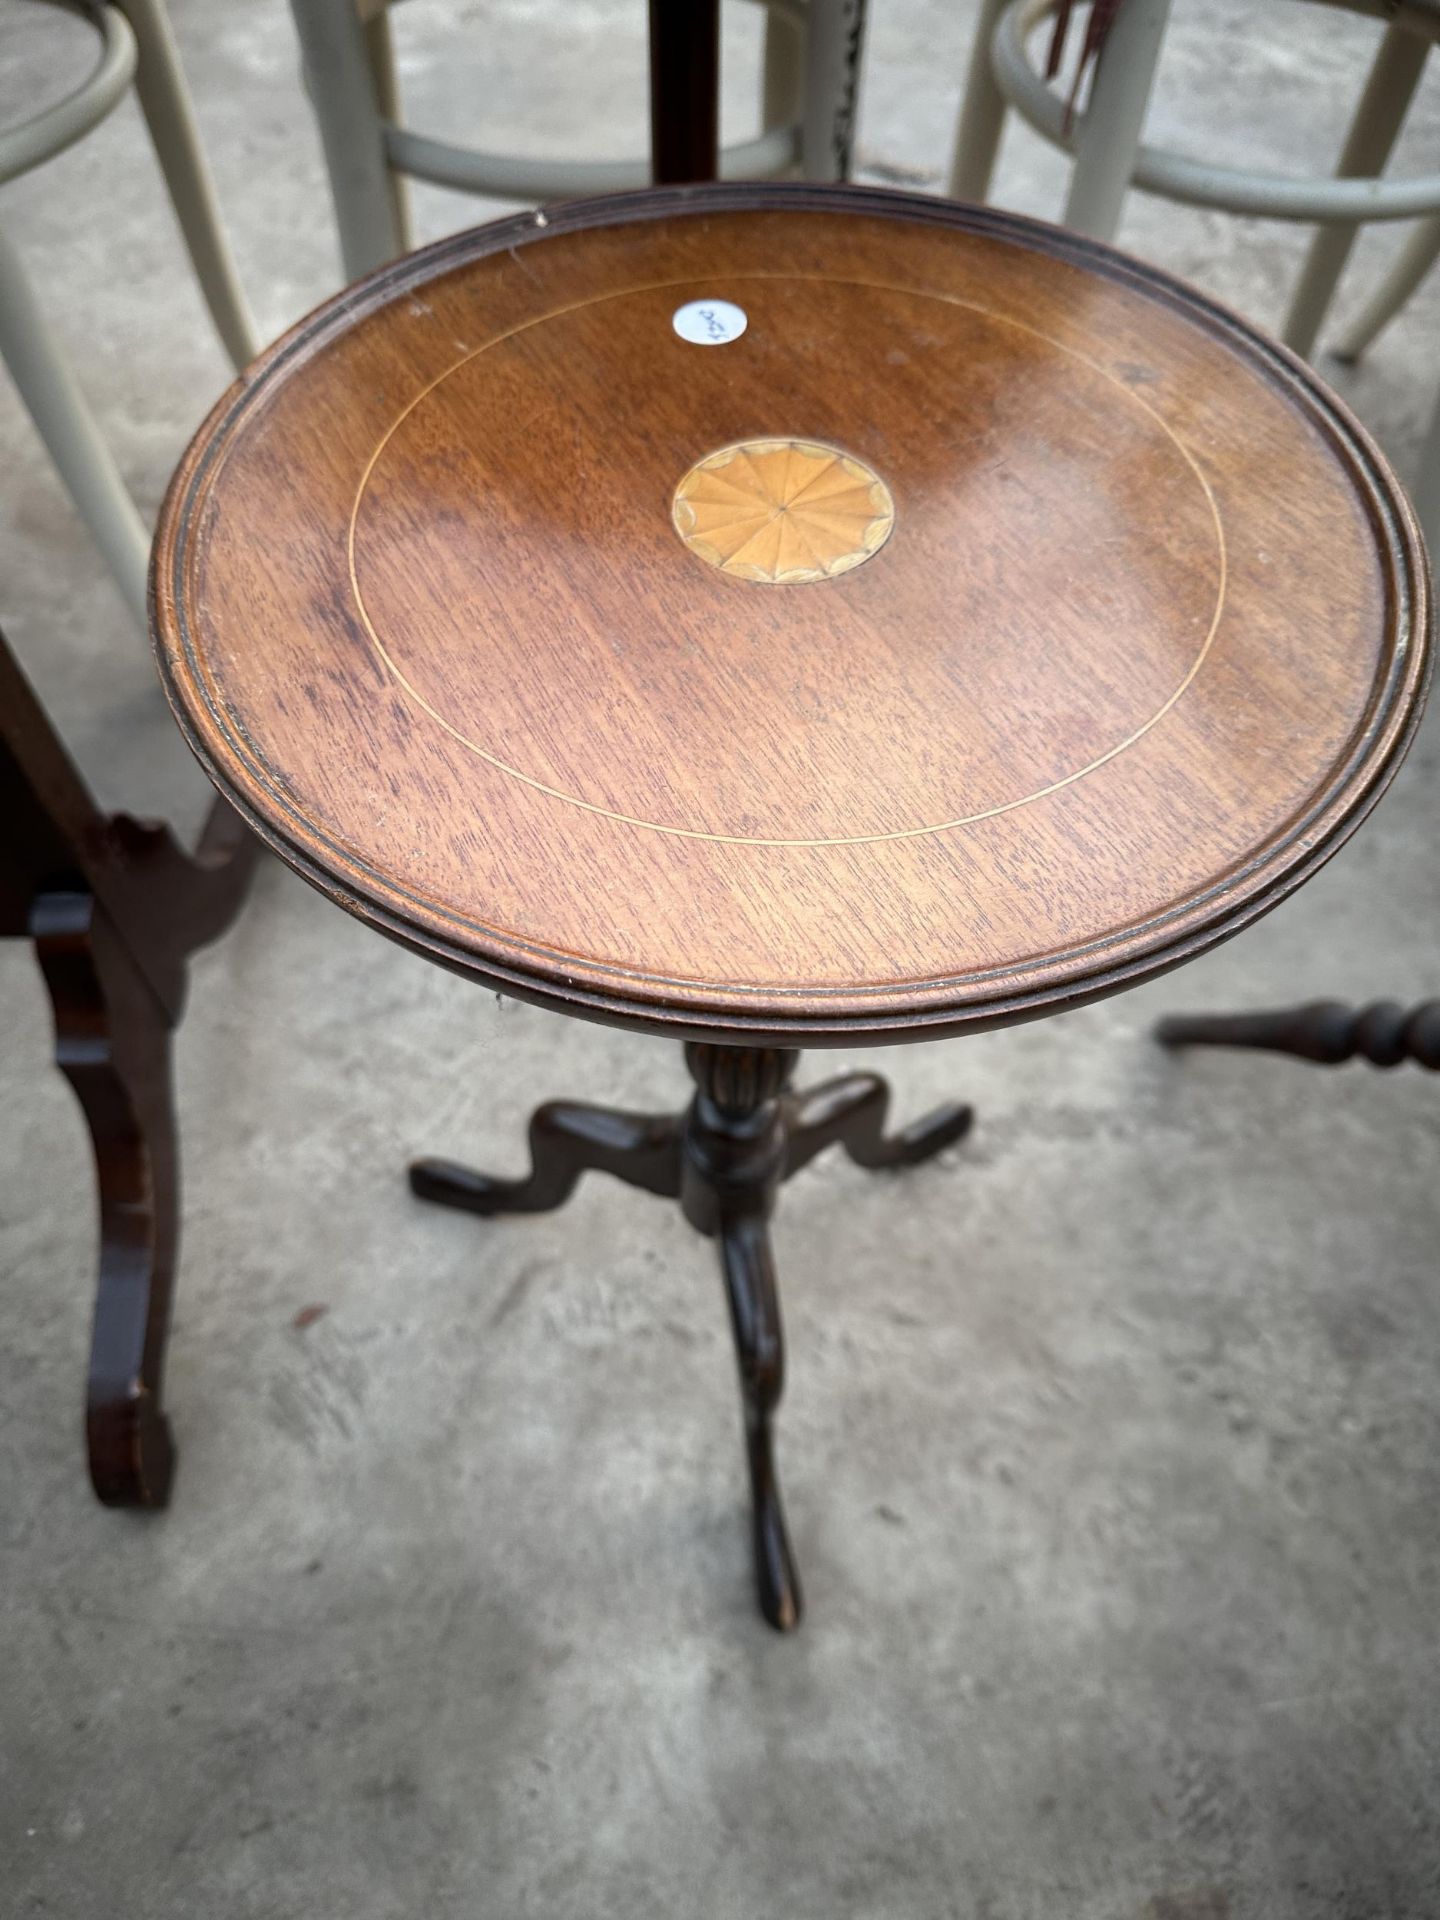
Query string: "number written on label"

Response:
xmin=672 ymin=299 xmax=748 ymax=347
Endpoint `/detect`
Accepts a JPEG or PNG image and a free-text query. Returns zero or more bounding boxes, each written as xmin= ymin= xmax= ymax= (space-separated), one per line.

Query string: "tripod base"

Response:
xmin=410 ymin=1044 xmax=971 ymax=1630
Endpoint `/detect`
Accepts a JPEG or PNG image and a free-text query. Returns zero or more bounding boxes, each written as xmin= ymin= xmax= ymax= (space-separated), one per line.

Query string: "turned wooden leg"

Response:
xmin=716 ymin=1208 xmax=802 ymax=1631
xmin=783 ymin=1072 xmax=973 ymax=1180
xmin=1157 ymin=999 xmax=1440 ymax=1069
xmin=410 ymin=1103 xmax=683 ymax=1215
xmin=31 ymin=892 xmax=179 ymax=1508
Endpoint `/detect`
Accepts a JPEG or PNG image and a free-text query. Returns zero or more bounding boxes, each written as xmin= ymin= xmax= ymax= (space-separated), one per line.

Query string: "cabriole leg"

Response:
xmin=411 ymin=1103 xmax=683 ymax=1215
xmin=680 ymin=1044 xmax=802 ymax=1629
xmin=717 ymin=1207 xmax=802 ymax=1630
xmin=1281 ymin=23 xmax=1430 ymax=360
xmin=1157 ymin=1000 xmax=1440 ymax=1069
xmin=31 ymin=893 xmax=179 ymax=1508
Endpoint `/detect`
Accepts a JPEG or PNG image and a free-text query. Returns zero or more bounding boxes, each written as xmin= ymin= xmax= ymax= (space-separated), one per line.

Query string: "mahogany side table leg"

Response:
xmin=716 ymin=1209 xmax=799 ymax=1631
xmin=1157 ymin=999 xmax=1440 ymax=1068
xmin=782 ymin=1072 xmax=973 ymax=1178
xmin=30 ymin=892 xmax=180 ymax=1508
xmin=410 ymin=1103 xmax=683 ymax=1213
xmin=4 ymin=626 xmax=262 ymax=1507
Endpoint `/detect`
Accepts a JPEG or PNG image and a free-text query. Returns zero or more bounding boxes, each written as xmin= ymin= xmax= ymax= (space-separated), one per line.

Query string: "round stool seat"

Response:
xmin=152 ymin=185 xmax=1430 ymax=1045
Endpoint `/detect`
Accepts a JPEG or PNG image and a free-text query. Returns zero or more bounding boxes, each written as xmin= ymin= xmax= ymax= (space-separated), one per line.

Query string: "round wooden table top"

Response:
xmin=153 ymin=185 xmax=1430 ymax=1046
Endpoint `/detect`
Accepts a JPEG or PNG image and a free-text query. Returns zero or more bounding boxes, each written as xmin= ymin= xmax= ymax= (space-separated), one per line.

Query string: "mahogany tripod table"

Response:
xmin=151 ymin=184 xmax=1431 ymax=1630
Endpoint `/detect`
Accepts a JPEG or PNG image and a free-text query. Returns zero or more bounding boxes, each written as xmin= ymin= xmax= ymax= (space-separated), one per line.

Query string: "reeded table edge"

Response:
xmin=150 ymin=182 xmax=1434 ymax=1048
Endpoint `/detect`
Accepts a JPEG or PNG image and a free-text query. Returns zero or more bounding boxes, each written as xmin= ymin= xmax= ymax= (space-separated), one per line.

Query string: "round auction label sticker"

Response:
xmin=672 ymin=298 xmax=748 ymax=346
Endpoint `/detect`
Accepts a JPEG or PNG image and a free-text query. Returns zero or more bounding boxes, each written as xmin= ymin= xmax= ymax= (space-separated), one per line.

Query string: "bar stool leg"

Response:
xmin=1332 ymin=212 xmax=1440 ymax=363
xmin=717 ymin=1208 xmax=801 ymax=1630
xmin=361 ymin=2 xmax=411 ymax=253
xmin=801 ymin=0 xmax=868 ymax=182
xmin=1413 ymin=383 xmax=1440 ymax=559
xmin=948 ymin=0 xmax=1012 ymax=201
xmin=762 ymin=1 xmax=804 ymax=157
xmin=290 ymin=0 xmax=401 ymax=280
xmin=1062 ymin=0 xmax=1172 ymax=242
xmin=124 ymin=0 xmax=258 ymax=370
xmin=1282 ymin=24 xmax=1430 ymax=360
xmin=0 ymin=224 xmax=151 ymax=624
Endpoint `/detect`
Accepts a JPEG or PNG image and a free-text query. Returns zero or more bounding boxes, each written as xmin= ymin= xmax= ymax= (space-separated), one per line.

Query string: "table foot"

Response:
xmin=410 ymin=1102 xmax=683 ymax=1215
xmin=718 ymin=1210 xmax=802 ymax=1631
xmin=783 ymin=1072 xmax=973 ymax=1179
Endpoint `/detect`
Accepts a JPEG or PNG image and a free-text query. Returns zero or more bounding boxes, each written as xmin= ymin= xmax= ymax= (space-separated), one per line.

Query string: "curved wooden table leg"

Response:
xmin=1157 ymin=999 xmax=1440 ymax=1069
xmin=103 ymin=796 xmax=261 ymax=1009
xmin=716 ymin=1207 xmax=802 ymax=1632
xmin=678 ymin=1045 xmax=804 ymax=1628
xmin=410 ymin=1104 xmax=683 ymax=1216
xmin=4 ymin=630 xmax=263 ymax=1508
xmin=31 ymin=892 xmax=179 ymax=1508
xmin=784 ymin=1072 xmax=973 ymax=1179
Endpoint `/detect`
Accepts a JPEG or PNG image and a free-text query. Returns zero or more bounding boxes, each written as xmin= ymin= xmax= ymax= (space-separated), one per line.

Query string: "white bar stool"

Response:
xmin=950 ymin=0 xmax=1440 ymax=353
xmin=1 ymin=0 xmax=257 ymax=626
xmin=948 ymin=0 xmax=1440 ymax=551
xmin=289 ymin=0 xmax=870 ymax=283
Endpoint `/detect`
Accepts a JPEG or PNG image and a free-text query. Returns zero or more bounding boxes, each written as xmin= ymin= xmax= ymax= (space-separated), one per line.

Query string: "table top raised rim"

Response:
xmin=151 ymin=182 xmax=1432 ymax=1048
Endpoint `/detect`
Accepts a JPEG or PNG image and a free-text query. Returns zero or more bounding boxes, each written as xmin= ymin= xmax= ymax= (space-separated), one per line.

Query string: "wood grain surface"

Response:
xmin=151 ymin=184 xmax=1431 ymax=1045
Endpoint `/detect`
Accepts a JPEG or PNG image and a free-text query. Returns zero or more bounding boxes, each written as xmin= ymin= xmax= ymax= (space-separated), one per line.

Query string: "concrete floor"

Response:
xmin=3 ymin=4 xmax=1440 ymax=1915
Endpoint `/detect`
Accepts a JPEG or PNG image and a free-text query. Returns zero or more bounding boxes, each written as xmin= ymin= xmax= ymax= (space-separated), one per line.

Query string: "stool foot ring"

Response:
xmin=409 ymin=1045 xmax=971 ymax=1627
